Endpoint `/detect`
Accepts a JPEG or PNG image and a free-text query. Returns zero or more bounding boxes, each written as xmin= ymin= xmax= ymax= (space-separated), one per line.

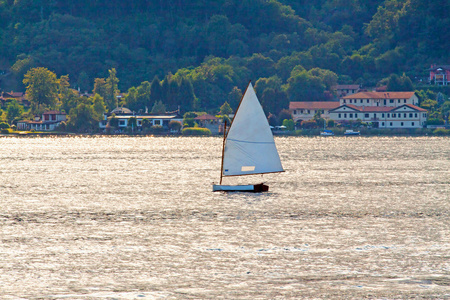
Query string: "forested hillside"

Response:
xmin=0 ymin=0 xmax=449 ymax=114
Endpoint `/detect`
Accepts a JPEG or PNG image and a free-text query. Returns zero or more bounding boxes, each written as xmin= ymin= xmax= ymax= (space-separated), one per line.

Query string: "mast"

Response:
xmin=219 ymin=120 xmax=227 ymax=185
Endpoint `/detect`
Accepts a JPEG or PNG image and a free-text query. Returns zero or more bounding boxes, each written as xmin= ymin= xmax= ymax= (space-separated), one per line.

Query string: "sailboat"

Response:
xmin=212 ymin=82 xmax=284 ymax=192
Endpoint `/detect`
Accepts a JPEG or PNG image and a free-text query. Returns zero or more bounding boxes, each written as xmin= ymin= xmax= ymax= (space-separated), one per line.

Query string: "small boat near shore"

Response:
xmin=344 ymin=129 xmax=360 ymax=136
xmin=320 ymin=129 xmax=334 ymax=136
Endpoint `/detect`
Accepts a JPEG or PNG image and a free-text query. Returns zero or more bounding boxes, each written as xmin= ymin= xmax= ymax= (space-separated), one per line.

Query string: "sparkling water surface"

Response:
xmin=0 ymin=136 xmax=449 ymax=299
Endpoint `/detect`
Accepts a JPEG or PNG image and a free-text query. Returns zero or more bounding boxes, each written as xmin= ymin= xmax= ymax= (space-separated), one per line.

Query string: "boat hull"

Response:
xmin=212 ymin=183 xmax=269 ymax=192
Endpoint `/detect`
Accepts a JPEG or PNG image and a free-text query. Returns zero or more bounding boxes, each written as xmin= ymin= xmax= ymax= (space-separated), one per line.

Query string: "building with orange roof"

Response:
xmin=289 ymin=101 xmax=340 ymax=122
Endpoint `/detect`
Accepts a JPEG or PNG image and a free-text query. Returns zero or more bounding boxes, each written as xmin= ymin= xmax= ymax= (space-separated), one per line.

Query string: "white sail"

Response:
xmin=222 ymin=83 xmax=284 ymax=177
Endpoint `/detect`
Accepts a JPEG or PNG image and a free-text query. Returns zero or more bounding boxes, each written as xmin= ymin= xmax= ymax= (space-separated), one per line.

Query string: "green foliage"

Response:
xmin=1 ymin=0 xmax=449 ymax=119
xmin=23 ymin=67 xmax=59 ymax=114
xmin=181 ymin=127 xmax=212 ymax=136
xmin=282 ymin=119 xmax=294 ymax=131
xmin=277 ymin=109 xmax=292 ymax=125
xmin=149 ymin=125 xmax=164 ymax=134
xmin=219 ymin=101 xmax=232 ymax=115
xmin=168 ymin=120 xmax=182 ymax=132
xmin=6 ymin=100 xmax=24 ymax=124
xmin=0 ymin=122 xmax=10 ymax=129
xmin=151 ymin=100 xmax=166 ymax=114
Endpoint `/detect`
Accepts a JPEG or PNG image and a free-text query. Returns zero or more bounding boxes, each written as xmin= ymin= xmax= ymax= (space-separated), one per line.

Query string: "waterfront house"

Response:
xmin=194 ymin=114 xmax=221 ymax=134
xmin=289 ymin=101 xmax=340 ymax=122
xmin=99 ymin=107 xmax=183 ymax=131
xmin=329 ymin=104 xmax=427 ymax=128
xmin=0 ymin=91 xmax=30 ymax=108
xmin=16 ymin=111 xmax=67 ymax=131
xmin=429 ymin=64 xmax=450 ymax=86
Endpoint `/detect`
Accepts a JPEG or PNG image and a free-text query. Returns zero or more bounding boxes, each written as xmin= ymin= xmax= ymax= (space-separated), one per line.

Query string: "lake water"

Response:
xmin=0 ymin=136 xmax=449 ymax=299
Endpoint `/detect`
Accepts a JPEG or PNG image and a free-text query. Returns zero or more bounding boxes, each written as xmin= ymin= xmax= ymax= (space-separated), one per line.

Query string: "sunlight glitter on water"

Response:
xmin=0 ymin=136 xmax=449 ymax=298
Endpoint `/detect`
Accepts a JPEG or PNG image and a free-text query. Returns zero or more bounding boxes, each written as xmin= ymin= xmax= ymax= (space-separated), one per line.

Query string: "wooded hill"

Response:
xmin=0 ymin=0 xmax=449 ymax=114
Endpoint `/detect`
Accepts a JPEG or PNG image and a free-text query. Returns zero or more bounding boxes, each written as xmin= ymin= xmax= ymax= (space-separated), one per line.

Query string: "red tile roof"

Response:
xmin=194 ymin=114 xmax=219 ymax=120
xmin=43 ymin=110 xmax=66 ymax=115
xmin=332 ymin=104 xmax=427 ymax=113
xmin=289 ymin=101 xmax=340 ymax=110
xmin=342 ymin=91 xmax=415 ymax=99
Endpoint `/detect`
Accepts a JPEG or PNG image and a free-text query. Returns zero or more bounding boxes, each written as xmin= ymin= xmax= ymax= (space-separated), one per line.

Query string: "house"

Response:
xmin=289 ymin=101 xmax=341 ymax=122
xmin=16 ymin=111 xmax=67 ymax=131
xmin=194 ymin=114 xmax=221 ymax=134
xmin=429 ymin=64 xmax=450 ymax=86
xmin=329 ymin=104 xmax=427 ymax=128
xmin=341 ymin=91 xmax=419 ymax=107
xmin=332 ymin=84 xmax=360 ymax=98
xmin=99 ymin=107 xmax=183 ymax=131
xmin=0 ymin=91 xmax=30 ymax=107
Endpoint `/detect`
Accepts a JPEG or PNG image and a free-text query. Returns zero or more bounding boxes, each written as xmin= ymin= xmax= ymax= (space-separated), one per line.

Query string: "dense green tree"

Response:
xmin=67 ymin=102 xmax=98 ymax=132
xmin=151 ymin=100 xmax=166 ymax=114
xmin=6 ymin=100 xmax=24 ymax=124
xmin=227 ymin=86 xmax=242 ymax=110
xmin=92 ymin=93 xmax=106 ymax=121
xmin=105 ymin=68 xmax=119 ymax=111
xmin=23 ymin=67 xmax=59 ymax=114
xmin=219 ymin=101 xmax=232 ymax=115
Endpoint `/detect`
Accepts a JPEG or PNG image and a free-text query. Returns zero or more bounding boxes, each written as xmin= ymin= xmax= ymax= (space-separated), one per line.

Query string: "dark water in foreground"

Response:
xmin=0 ymin=136 xmax=449 ymax=299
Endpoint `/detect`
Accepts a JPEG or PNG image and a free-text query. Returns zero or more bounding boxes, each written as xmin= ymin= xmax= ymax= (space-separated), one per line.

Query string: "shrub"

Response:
xmin=182 ymin=127 xmax=212 ymax=136
xmin=433 ymin=128 xmax=450 ymax=136
xmin=149 ymin=125 xmax=164 ymax=134
xmin=1 ymin=128 xmax=11 ymax=134
xmin=169 ymin=120 xmax=182 ymax=132
xmin=0 ymin=122 xmax=10 ymax=129
xmin=301 ymin=119 xmax=318 ymax=129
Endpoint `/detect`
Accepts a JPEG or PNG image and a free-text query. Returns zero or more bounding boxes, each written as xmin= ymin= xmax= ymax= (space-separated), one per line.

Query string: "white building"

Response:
xmin=289 ymin=101 xmax=340 ymax=122
xmin=289 ymin=91 xmax=428 ymax=129
xmin=99 ymin=107 xmax=183 ymax=131
xmin=17 ymin=111 xmax=67 ymax=131
xmin=329 ymin=104 xmax=427 ymax=128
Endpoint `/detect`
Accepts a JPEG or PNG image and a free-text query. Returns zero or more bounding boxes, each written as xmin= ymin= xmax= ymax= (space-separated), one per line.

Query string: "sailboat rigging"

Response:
xmin=213 ymin=82 xmax=284 ymax=192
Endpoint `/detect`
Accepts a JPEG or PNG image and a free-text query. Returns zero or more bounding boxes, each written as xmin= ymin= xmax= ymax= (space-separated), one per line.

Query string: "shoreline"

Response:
xmin=1 ymin=129 xmax=450 ymax=138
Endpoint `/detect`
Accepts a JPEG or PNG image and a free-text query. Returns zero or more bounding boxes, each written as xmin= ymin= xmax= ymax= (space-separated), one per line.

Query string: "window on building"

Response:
xmin=307 ymin=110 xmax=310 ymax=114
xmin=412 ymin=122 xmax=415 ymax=126
xmin=404 ymin=113 xmax=407 ymax=118
xmin=398 ymin=99 xmax=401 ymax=103
xmin=382 ymin=122 xmax=384 ymax=126
xmin=390 ymin=122 xmax=393 ymax=126
xmin=360 ymin=100 xmax=363 ymax=103
xmin=338 ymin=113 xmax=341 ymax=118
xmin=365 ymin=113 xmax=369 ymax=118
xmin=344 ymin=113 xmax=347 ymax=118
xmin=343 ymin=100 xmax=346 ymax=104
xmin=404 ymin=99 xmax=406 ymax=103
xmin=350 ymin=99 xmax=352 ymax=103
xmin=390 ymin=100 xmax=394 ymax=103
xmin=119 ymin=120 xmax=126 ymax=126
xmin=382 ymin=113 xmax=385 ymax=118
xmin=393 ymin=113 xmax=396 ymax=117
xmin=349 ymin=113 xmax=353 ymax=118
xmin=387 ymin=113 xmax=390 ymax=118
xmin=367 ymin=99 xmax=369 ymax=103
xmin=373 ymin=113 xmax=377 ymax=118
xmin=355 ymin=113 xmax=358 ymax=118
xmin=409 ymin=113 xmax=413 ymax=117
xmin=401 ymin=122 xmax=404 ymax=126
xmin=415 ymin=113 xmax=418 ymax=118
